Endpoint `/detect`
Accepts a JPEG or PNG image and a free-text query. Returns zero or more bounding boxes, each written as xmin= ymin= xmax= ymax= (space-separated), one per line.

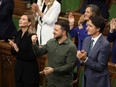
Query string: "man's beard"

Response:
xmin=54 ymin=35 xmax=62 ymax=41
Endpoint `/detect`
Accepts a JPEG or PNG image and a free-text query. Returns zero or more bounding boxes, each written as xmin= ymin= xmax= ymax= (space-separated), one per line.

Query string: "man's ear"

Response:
xmin=62 ymin=30 xmax=66 ymax=35
xmin=97 ymin=28 xmax=100 ymax=32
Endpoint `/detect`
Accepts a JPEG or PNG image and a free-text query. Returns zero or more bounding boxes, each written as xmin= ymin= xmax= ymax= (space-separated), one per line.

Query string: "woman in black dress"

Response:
xmin=9 ymin=14 xmax=39 ymax=87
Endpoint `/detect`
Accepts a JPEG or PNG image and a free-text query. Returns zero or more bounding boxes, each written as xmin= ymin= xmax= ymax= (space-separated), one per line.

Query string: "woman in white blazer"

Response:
xmin=32 ymin=0 xmax=61 ymax=45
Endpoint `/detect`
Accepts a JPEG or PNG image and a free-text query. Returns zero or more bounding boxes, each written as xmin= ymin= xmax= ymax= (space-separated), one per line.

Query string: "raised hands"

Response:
xmin=78 ymin=15 xmax=85 ymax=26
xmin=32 ymin=3 xmax=40 ymax=13
xmin=109 ymin=18 xmax=116 ymax=33
xmin=68 ymin=12 xmax=75 ymax=23
xmin=77 ymin=50 xmax=87 ymax=61
xmin=8 ymin=39 xmax=19 ymax=52
xmin=68 ymin=12 xmax=75 ymax=29
xmin=31 ymin=34 xmax=38 ymax=45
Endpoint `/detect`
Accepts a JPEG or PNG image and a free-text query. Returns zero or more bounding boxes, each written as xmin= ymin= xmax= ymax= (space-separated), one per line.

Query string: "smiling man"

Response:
xmin=32 ymin=19 xmax=77 ymax=87
xmin=77 ymin=16 xmax=111 ymax=87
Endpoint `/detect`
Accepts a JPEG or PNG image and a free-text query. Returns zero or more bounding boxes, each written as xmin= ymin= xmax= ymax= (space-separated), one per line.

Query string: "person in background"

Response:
xmin=9 ymin=14 xmax=39 ymax=87
xmin=80 ymin=0 xmax=109 ymax=19
xmin=68 ymin=5 xmax=101 ymax=75
xmin=69 ymin=4 xmax=100 ymax=51
xmin=32 ymin=0 xmax=61 ymax=45
xmin=107 ymin=18 xmax=116 ymax=65
xmin=0 ymin=0 xmax=17 ymax=41
xmin=77 ymin=16 xmax=111 ymax=87
xmin=31 ymin=19 xmax=77 ymax=87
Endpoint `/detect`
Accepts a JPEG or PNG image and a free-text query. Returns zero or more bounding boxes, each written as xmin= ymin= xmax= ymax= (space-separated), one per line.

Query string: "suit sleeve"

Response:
xmin=0 ymin=0 xmax=14 ymax=20
xmin=85 ymin=42 xmax=111 ymax=72
xmin=32 ymin=44 xmax=47 ymax=57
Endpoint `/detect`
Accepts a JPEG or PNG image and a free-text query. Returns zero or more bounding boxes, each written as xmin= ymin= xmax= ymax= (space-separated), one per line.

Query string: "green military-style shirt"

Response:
xmin=33 ymin=38 xmax=77 ymax=87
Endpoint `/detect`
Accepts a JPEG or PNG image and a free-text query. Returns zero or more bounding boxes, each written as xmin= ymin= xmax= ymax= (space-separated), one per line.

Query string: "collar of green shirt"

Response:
xmin=54 ymin=38 xmax=69 ymax=45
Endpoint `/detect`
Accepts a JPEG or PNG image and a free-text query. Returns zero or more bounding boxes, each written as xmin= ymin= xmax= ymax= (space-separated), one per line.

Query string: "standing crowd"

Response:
xmin=0 ymin=0 xmax=116 ymax=87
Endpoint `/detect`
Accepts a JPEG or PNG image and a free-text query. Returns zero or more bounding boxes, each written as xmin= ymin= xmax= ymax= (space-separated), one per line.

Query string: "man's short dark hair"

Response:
xmin=89 ymin=16 xmax=105 ymax=33
xmin=55 ymin=19 xmax=69 ymax=34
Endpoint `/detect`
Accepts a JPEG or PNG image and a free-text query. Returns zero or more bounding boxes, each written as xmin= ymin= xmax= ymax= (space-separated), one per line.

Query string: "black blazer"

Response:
xmin=11 ymin=30 xmax=39 ymax=84
xmin=0 ymin=0 xmax=17 ymax=41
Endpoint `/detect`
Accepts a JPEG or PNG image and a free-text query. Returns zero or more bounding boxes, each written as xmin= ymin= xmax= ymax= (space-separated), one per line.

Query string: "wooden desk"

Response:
xmin=0 ymin=40 xmax=15 ymax=87
xmin=108 ymin=62 xmax=116 ymax=78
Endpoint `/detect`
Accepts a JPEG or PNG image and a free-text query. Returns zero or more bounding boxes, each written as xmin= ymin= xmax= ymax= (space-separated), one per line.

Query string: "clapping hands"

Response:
xmin=77 ymin=50 xmax=87 ymax=61
xmin=31 ymin=35 xmax=38 ymax=45
xmin=8 ymin=39 xmax=19 ymax=52
xmin=39 ymin=67 xmax=54 ymax=76
xmin=110 ymin=18 xmax=116 ymax=33
xmin=32 ymin=3 xmax=40 ymax=13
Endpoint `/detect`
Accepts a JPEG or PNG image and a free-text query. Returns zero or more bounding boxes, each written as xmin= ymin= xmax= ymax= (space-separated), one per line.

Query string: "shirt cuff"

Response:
xmin=84 ymin=57 xmax=88 ymax=63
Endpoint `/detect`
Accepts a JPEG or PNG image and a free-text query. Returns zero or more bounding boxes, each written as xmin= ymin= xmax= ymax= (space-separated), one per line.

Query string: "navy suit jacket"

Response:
xmin=0 ymin=0 xmax=17 ymax=41
xmin=81 ymin=35 xmax=111 ymax=87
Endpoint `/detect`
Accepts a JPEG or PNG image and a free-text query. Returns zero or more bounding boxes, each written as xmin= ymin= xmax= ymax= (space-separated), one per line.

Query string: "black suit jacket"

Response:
xmin=0 ymin=0 xmax=17 ymax=41
xmin=11 ymin=30 xmax=39 ymax=84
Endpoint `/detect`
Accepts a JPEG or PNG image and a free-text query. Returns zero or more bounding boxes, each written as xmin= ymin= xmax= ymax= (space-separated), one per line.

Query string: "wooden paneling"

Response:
xmin=14 ymin=0 xmax=32 ymax=15
xmin=108 ymin=62 xmax=116 ymax=78
xmin=0 ymin=40 xmax=15 ymax=87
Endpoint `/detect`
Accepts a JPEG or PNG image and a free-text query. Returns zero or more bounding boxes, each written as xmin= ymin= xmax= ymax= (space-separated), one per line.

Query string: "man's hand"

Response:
xmin=110 ymin=18 xmax=116 ymax=33
xmin=31 ymin=35 xmax=38 ymax=45
xmin=43 ymin=67 xmax=54 ymax=75
xmin=77 ymin=50 xmax=87 ymax=61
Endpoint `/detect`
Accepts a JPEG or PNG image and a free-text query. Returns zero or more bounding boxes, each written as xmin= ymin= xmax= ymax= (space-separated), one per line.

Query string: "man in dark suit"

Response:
xmin=77 ymin=16 xmax=111 ymax=87
xmin=0 ymin=0 xmax=17 ymax=41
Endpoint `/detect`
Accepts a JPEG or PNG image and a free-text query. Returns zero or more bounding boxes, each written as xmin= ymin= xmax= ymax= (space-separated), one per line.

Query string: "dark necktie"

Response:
xmin=90 ymin=39 xmax=94 ymax=50
xmin=87 ymin=39 xmax=94 ymax=56
xmin=88 ymin=39 xmax=94 ymax=53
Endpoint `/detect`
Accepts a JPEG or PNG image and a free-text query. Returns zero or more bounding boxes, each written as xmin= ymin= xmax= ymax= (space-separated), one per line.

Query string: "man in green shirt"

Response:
xmin=32 ymin=19 xmax=77 ymax=87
